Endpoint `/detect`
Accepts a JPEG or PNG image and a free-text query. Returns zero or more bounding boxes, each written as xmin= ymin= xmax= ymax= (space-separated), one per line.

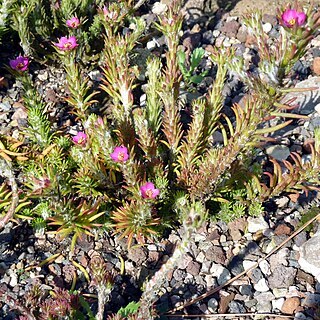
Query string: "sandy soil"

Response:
xmin=229 ymin=0 xmax=314 ymax=16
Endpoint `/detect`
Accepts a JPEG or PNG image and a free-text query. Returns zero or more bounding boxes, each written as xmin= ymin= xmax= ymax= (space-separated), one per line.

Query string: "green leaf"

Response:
xmin=117 ymin=301 xmax=140 ymax=317
xmin=190 ymin=47 xmax=205 ymax=71
xmin=189 ymin=75 xmax=204 ymax=84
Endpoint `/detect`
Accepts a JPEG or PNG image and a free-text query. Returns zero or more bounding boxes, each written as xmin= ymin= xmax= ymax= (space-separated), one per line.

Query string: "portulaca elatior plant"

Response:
xmin=1 ymin=0 xmax=320 ymax=319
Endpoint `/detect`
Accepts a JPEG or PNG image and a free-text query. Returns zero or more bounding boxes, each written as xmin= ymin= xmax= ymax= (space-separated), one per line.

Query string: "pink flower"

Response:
xmin=110 ymin=146 xmax=129 ymax=162
xmin=9 ymin=56 xmax=29 ymax=71
xmin=103 ymin=6 xmax=118 ymax=21
xmin=281 ymin=9 xmax=306 ymax=28
xmin=66 ymin=17 xmax=80 ymax=29
xmin=54 ymin=36 xmax=78 ymax=51
xmin=72 ymin=131 xmax=87 ymax=145
xmin=140 ymin=182 xmax=160 ymax=199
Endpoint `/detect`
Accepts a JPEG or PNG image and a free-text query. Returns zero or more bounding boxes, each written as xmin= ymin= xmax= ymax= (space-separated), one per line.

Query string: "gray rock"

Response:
xmin=178 ymin=253 xmax=193 ymax=269
xmin=0 ymin=102 xmax=11 ymax=111
xmin=268 ymin=266 xmax=297 ymax=289
xmin=245 ymin=299 xmax=257 ymax=308
xmin=228 ymin=301 xmax=246 ymax=313
xmin=172 ymin=269 xmax=187 ymax=282
xmin=207 ymin=297 xmax=218 ymax=313
xmin=269 ymin=248 xmax=289 ymax=269
xmin=284 ymin=76 xmax=320 ymax=115
xmin=240 ymin=284 xmax=253 ymax=296
xmin=249 ymin=268 xmax=264 ymax=284
xmin=298 ymin=233 xmax=320 ymax=281
xmin=210 ymin=263 xmax=231 ymax=285
xmin=265 ymin=145 xmax=291 ymax=161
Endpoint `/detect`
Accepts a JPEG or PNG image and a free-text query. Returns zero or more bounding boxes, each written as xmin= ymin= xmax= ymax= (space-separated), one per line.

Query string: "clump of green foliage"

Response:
xmin=1 ymin=0 xmax=320 ymax=319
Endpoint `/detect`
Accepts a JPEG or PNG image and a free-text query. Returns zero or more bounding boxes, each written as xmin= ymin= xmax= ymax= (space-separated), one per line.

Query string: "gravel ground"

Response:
xmin=1 ymin=1 xmax=320 ymax=319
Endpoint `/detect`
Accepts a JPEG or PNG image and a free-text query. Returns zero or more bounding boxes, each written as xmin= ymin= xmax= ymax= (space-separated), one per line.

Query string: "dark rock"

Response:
xmin=229 ymin=255 xmax=245 ymax=276
xmin=202 ymin=30 xmax=214 ymax=45
xmin=248 ymin=268 xmax=264 ymax=284
xmin=182 ymin=32 xmax=203 ymax=52
xmin=240 ymin=284 xmax=253 ymax=296
xmin=293 ymin=60 xmax=311 ymax=77
xmin=268 ymin=266 xmax=297 ymax=289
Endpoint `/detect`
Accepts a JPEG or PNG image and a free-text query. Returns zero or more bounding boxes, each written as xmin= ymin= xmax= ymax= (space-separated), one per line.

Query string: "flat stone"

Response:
xmin=177 ymin=253 xmax=193 ymax=270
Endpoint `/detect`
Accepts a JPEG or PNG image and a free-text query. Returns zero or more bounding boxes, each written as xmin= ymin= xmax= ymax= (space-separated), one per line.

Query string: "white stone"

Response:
xmin=152 ymin=2 xmax=167 ymax=15
xmin=9 ymin=274 xmax=18 ymax=287
xmin=146 ymin=39 xmax=156 ymax=50
xmin=212 ymin=30 xmax=220 ymax=38
xmin=254 ymin=278 xmax=269 ymax=292
xmin=259 ymin=260 xmax=271 ymax=275
xmin=315 ymin=103 xmax=320 ymax=115
xmin=194 ymin=233 xmax=206 ymax=242
xmin=247 ymin=215 xmax=269 ymax=233
xmin=243 ymin=260 xmax=256 ymax=270
xmin=298 ymin=233 xmax=320 ymax=282
xmin=272 ymin=298 xmax=285 ymax=310
xmin=196 ymin=251 xmax=206 ymax=263
xmin=262 ymin=22 xmax=272 ymax=34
